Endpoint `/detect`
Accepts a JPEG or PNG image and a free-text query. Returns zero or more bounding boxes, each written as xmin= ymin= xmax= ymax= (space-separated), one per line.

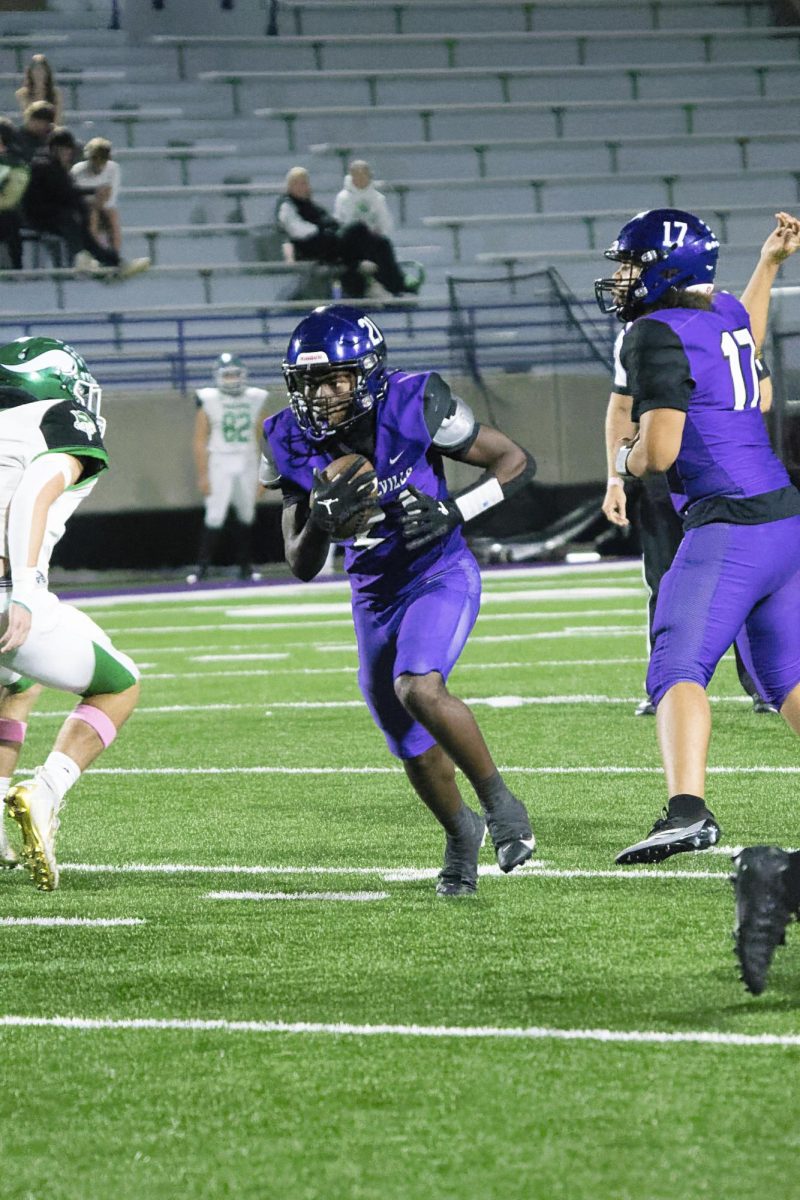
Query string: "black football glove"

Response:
xmin=309 ymin=456 xmax=378 ymax=535
xmin=399 ymin=485 xmax=462 ymax=551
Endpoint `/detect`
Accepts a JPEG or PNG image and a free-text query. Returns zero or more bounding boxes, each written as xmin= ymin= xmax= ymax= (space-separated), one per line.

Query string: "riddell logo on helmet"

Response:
xmin=296 ymin=351 xmax=330 ymax=365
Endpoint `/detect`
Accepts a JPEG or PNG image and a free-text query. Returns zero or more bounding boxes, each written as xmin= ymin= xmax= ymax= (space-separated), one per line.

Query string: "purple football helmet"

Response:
xmin=595 ymin=208 xmax=720 ymax=322
xmin=283 ymin=304 xmax=388 ymax=441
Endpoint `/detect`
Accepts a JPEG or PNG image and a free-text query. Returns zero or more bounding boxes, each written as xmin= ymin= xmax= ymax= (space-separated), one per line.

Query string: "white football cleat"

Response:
xmin=5 ymin=769 xmax=62 ymax=890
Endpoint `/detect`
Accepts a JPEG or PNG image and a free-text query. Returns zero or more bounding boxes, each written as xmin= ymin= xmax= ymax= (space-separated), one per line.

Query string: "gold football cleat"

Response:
xmin=5 ymin=782 xmax=60 ymax=891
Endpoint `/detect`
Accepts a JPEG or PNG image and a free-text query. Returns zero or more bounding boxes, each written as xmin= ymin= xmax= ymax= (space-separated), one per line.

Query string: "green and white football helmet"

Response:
xmin=214 ymin=352 xmax=247 ymax=395
xmin=0 ymin=337 xmax=102 ymax=418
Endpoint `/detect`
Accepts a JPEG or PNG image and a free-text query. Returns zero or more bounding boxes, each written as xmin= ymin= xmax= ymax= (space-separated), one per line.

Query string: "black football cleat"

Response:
xmin=615 ymin=806 xmax=720 ymax=866
xmin=634 ymin=698 xmax=657 ymax=717
xmin=752 ymin=697 xmax=779 ymax=715
xmin=732 ymin=846 xmax=794 ymax=996
xmin=436 ymin=807 xmax=486 ymax=897
xmin=485 ymin=792 xmax=535 ymax=873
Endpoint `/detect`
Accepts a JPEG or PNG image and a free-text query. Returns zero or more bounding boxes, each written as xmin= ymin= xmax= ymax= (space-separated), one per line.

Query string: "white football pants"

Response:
xmin=205 ymin=453 xmax=258 ymax=528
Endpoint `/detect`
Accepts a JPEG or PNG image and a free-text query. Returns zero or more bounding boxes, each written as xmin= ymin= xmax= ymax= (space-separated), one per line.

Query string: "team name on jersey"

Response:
xmin=377 ymin=466 xmax=413 ymax=497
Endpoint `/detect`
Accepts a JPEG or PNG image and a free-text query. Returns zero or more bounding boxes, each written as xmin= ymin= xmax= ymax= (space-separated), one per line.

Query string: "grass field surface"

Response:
xmin=1 ymin=561 xmax=798 ymax=1200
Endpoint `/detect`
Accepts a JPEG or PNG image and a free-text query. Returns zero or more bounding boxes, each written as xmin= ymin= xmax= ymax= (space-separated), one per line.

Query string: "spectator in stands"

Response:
xmin=15 ymin=55 xmax=64 ymax=127
xmin=71 ymin=137 xmax=122 ymax=255
xmin=334 ymin=160 xmax=393 ymax=239
xmin=15 ymin=101 xmax=56 ymax=164
xmin=0 ymin=118 xmax=30 ymax=270
xmin=22 ymin=127 xmax=149 ymax=279
xmin=277 ymin=166 xmax=406 ymax=300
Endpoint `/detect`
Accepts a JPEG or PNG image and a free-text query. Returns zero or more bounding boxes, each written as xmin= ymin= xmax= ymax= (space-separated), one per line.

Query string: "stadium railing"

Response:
xmin=0 ymin=278 xmax=615 ymax=393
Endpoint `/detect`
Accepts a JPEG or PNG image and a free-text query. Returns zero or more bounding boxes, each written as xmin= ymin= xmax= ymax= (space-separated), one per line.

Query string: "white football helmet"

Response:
xmin=214 ymin=352 xmax=247 ymax=395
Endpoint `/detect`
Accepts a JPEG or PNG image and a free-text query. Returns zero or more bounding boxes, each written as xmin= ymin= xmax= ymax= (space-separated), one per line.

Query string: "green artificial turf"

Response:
xmin=0 ymin=565 xmax=798 ymax=1200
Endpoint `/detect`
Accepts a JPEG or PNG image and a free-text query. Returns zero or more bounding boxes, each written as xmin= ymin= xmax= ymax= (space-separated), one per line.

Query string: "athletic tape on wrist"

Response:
xmin=68 ymin=704 xmax=117 ymax=748
xmin=454 ymin=476 xmax=504 ymax=523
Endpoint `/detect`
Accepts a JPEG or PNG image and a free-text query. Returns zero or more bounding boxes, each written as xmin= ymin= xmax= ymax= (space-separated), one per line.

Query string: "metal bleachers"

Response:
xmin=257 ymin=94 xmax=800 ymax=152
xmin=0 ymin=0 xmax=797 ymax=328
xmin=281 ymin=0 xmax=770 ymax=36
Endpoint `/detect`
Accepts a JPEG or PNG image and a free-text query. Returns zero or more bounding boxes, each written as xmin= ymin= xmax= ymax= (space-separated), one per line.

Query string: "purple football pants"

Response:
xmin=647 ymin=516 xmax=800 ymax=709
xmin=352 ymin=553 xmax=481 ymax=759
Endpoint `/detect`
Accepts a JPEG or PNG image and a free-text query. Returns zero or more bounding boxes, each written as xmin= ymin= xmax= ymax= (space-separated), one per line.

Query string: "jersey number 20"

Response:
xmin=720 ymin=328 xmax=759 ymax=411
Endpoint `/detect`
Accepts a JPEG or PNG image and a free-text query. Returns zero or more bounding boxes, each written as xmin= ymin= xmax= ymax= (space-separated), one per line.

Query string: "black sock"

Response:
xmin=786 ymin=851 xmax=800 ymax=911
xmin=474 ymin=770 xmax=512 ymax=813
xmin=197 ymin=524 xmax=222 ymax=571
xmin=442 ymin=804 xmax=475 ymax=839
xmin=667 ymin=793 xmax=710 ymax=819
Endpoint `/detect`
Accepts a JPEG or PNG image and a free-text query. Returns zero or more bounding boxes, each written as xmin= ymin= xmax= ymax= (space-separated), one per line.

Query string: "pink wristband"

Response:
xmin=607 ymin=476 xmax=624 ymax=488
xmin=0 ymin=718 xmax=26 ymax=744
xmin=68 ymin=704 xmax=117 ymax=749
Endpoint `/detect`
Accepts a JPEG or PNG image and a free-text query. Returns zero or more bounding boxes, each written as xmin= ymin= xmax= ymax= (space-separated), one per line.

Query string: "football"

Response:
xmin=320 ymin=454 xmax=380 ymax=541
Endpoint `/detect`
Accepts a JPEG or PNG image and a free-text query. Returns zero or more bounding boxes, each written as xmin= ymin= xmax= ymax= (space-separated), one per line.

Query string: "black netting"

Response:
xmin=447 ymin=267 xmax=615 ymax=381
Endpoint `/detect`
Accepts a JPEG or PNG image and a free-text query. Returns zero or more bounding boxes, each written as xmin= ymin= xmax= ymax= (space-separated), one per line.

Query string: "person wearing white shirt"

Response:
xmin=334 ymin=160 xmax=393 ymax=239
xmin=71 ymin=137 xmax=122 ymax=255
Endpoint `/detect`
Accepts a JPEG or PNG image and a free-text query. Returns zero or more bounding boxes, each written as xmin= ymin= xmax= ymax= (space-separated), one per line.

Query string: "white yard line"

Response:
xmin=75 ymin=561 xmax=643 ymax=612
xmin=103 ymin=610 xmax=646 ymax=640
xmin=223 ymin=589 xmax=643 ymax=618
xmin=189 ymin=653 xmax=290 ymax=663
xmin=74 ymin=764 xmax=800 ymax=777
xmin=58 ymin=861 xmax=727 ymax=882
xmin=104 ymin=615 xmax=645 ymax=641
xmin=60 ymin=862 xmax=550 ymax=878
xmin=206 ymin=891 xmax=390 ymax=902
xmin=29 ymin=694 xmax=757 ymax=718
xmin=0 ymin=1013 xmax=796 ymax=1048
xmin=0 ymin=917 xmax=144 ymax=927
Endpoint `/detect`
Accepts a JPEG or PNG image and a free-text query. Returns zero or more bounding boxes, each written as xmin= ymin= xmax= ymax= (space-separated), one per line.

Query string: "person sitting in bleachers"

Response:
xmin=70 ymin=137 xmax=122 ymax=255
xmin=15 ymin=101 xmax=55 ymax=164
xmin=276 ymin=165 xmax=406 ymax=300
xmin=15 ymin=54 xmax=64 ymax=127
xmin=0 ymin=118 xmax=30 ymax=270
xmin=334 ymin=160 xmax=394 ymax=241
xmin=22 ymin=127 xmax=149 ymax=279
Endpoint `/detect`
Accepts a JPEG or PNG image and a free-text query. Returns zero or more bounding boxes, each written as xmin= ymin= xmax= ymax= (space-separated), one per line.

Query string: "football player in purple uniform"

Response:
xmin=597 ymin=208 xmax=800 ymax=993
xmin=261 ymin=305 xmax=536 ymax=896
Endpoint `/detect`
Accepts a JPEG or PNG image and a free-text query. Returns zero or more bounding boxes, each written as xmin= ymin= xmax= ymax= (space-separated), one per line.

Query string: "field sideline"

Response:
xmin=1 ymin=561 xmax=798 ymax=1200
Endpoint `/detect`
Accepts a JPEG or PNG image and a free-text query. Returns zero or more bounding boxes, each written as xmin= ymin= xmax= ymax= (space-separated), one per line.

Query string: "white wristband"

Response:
xmin=606 ymin=475 xmax=624 ymax=488
xmin=454 ymin=476 xmax=504 ymax=523
xmin=614 ymin=443 xmax=635 ymax=479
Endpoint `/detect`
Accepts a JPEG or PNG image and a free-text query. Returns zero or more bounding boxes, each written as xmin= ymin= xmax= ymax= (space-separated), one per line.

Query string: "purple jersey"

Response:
xmin=622 ymin=293 xmax=798 ymax=523
xmin=263 ymin=369 xmax=469 ymax=599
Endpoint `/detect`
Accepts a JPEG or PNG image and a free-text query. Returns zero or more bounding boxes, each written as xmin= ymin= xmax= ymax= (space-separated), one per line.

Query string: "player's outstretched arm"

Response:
xmin=740 ymin=210 xmax=800 ymax=354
